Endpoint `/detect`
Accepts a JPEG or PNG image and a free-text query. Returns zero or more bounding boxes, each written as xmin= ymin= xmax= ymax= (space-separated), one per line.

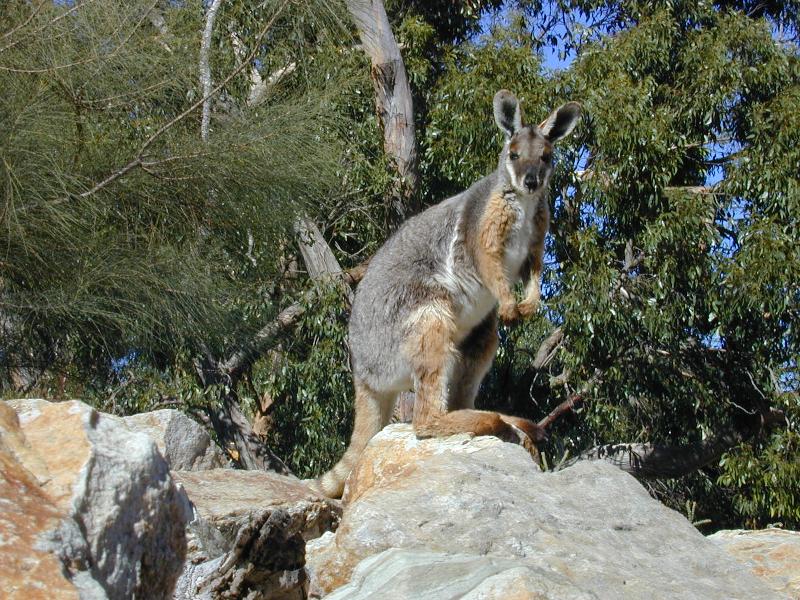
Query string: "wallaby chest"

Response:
xmin=500 ymin=190 xmax=544 ymax=277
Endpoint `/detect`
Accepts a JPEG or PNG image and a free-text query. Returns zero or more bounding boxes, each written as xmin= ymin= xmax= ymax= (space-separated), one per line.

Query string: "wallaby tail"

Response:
xmin=314 ymin=380 xmax=392 ymax=498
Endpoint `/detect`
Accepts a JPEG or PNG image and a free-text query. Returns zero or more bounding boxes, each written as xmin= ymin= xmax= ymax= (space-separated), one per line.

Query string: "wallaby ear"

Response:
xmin=538 ymin=102 xmax=582 ymax=142
xmin=493 ymin=90 xmax=523 ymax=139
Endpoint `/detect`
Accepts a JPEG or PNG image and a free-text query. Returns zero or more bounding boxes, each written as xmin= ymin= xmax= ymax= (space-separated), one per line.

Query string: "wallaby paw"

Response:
xmin=498 ymin=302 xmax=520 ymax=323
xmin=496 ymin=415 xmax=547 ymax=461
xmin=497 ymin=422 xmax=539 ymax=461
xmin=516 ymin=299 xmax=539 ymax=318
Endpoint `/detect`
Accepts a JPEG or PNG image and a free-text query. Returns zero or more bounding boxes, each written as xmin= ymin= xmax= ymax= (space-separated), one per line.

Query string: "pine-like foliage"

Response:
xmin=0 ymin=0 xmax=350 ymax=385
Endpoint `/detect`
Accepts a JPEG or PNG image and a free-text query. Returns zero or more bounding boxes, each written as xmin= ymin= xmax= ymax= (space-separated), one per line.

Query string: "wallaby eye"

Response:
xmin=509 ymin=151 xmax=520 ymax=161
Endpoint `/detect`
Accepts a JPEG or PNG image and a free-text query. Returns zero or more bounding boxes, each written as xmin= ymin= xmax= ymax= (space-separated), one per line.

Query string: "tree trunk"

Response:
xmin=346 ymin=0 xmax=418 ymax=228
xmin=207 ymin=387 xmax=292 ymax=474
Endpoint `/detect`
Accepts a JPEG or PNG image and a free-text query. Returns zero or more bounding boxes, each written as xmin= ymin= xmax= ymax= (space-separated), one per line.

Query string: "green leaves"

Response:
xmin=416 ymin=1 xmax=798 ymax=528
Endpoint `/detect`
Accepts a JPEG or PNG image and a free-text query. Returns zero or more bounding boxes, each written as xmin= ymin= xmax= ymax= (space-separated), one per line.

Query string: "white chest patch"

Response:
xmin=432 ymin=191 xmax=544 ymax=342
xmin=502 ymin=192 xmax=539 ymax=279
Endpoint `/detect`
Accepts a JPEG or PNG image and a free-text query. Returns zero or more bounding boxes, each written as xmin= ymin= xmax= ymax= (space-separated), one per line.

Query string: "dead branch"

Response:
xmin=571 ymin=408 xmax=785 ymax=479
xmin=537 ymin=368 xmax=603 ymax=430
xmin=532 ymin=327 xmax=564 ymax=370
xmin=294 ymin=217 xmax=353 ymax=302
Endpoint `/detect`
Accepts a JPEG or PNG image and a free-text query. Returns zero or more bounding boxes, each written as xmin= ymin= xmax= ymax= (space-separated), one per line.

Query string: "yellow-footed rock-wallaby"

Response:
xmin=317 ymin=90 xmax=581 ymax=498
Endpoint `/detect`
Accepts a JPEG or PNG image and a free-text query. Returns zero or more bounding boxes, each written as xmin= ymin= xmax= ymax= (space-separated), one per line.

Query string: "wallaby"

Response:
xmin=316 ymin=90 xmax=581 ymax=498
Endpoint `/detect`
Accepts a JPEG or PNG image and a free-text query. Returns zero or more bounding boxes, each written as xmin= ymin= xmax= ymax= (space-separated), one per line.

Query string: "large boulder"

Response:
xmin=708 ymin=528 xmax=800 ymax=597
xmin=123 ymin=409 xmax=227 ymax=471
xmin=307 ymin=424 xmax=780 ymax=599
xmin=2 ymin=399 xmax=192 ymax=599
xmin=173 ymin=468 xmax=341 ymax=600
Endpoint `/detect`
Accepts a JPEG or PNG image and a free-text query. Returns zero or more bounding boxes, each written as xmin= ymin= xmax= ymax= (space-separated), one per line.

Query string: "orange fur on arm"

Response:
xmin=517 ymin=240 xmax=543 ymax=318
xmin=476 ymin=192 xmax=518 ymax=321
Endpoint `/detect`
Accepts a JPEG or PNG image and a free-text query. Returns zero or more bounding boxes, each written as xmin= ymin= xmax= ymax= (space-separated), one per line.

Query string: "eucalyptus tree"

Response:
xmin=421 ymin=1 xmax=798 ymax=528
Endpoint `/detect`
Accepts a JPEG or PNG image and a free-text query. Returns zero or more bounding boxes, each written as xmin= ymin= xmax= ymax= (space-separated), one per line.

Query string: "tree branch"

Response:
xmin=200 ymin=0 xmax=224 ymax=142
xmin=532 ymin=327 xmax=564 ymax=370
xmin=537 ymin=368 xmax=603 ymax=430
xmin=206 ymin=389 xmax=292 ymax=474
xmin=571 ymin=408 xmax=786 ymax=479
xmin=220 ymin=301 xmax=305 ymax=378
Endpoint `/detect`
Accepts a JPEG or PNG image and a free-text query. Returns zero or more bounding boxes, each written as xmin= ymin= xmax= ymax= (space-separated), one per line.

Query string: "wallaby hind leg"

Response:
xmin=315 ymin=380 xmax=395 ymax=498
xmin=449 ymin=312 xmax=499 ymax=410
xmin=404 ymin=301 xmax=546 ymax=445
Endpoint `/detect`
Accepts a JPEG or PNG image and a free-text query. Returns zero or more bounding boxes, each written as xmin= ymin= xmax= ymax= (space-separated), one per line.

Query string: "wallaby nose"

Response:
xmin=524 ymin=172 xmax=537 ymax=191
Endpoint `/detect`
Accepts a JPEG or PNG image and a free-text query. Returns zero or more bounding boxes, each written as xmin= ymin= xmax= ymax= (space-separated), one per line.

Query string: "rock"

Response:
xmin=124 ymin=409 xmax=226 ymax=471
xmin=324 ymin=548 xmax=598 ymax=600
xmin=708 ymin=528 xmax=800 ymax=597
xmin=307 ymin=424 xmax=780 ymax=599
xmin=4 ymin=399 xmax=192 ymax=599
xmin=172 ymin=468 xmax=341 ymax=600
xmin=173 ymin=469 xmax=340 ymax=546
xmin=0 ymin=404 xmax=80 ymax=599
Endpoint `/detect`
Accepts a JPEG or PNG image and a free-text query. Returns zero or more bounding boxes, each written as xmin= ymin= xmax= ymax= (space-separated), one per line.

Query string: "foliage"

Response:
xmin=256 ymin=282 xmax=354 ymax=478
xmin=419 ymin=2 xmax=799 ymax=528
xmin=0 ymin=0 xmax=350 ymax=381
xmin=2 ymin=0 xmax=797 ymax=531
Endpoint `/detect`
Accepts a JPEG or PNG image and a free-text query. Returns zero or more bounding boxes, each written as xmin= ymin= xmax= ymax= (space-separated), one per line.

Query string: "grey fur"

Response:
xmin=317 ymin=92 xmax=581 ymax=497
xmin=493 ymin=89 xmax=523 ymax=138
xmin=349 ymin=93 xmax=581 ymax=400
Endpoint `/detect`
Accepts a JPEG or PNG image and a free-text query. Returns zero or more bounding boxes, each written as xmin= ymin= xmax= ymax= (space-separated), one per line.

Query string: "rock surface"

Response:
xmin=709 ymin=528 xmax=800 ymax=597
xmin=307 ymin=424 xmax=780 ymax=600
xmin=173 ymin=468 xmax=341 ymax=600
xmin=124 ymin=409 xmax=226 ymax=470
xmin=324 ymin=548 xmax=598 ymax=600
xmin=0 ymin=403 xmax=80 ymax=599
xmin=2 ymin=399 xmax=191 ymax=599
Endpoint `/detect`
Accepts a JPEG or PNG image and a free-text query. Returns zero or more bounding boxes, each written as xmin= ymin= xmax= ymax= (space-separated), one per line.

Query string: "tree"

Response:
xmin=3 ymin=0 xmax=796 ymax=530
xmin=420 ymin=1 xmax=798 ymax=528
xmin=0 ymin=0 xmax=355 ymax=458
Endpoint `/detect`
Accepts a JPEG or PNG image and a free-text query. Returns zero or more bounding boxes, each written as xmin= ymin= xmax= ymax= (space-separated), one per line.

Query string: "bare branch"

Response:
xmin=622 ymin=239 xmax=645 ymax=273
xmin=294 ymin=217 xmax=353 ymax=301
xmin=220 ymin=301 xmax=305 ymax=377
xmin=533 ymin=327 xmax=564 ymax=370
xmin=664 ymin=185 xmax=719 ymax=195
xmin=200 ymin=0 xmax=224 ymax=142
xmin=571 ymin=408 xmax=786 ymax=479
xmin=537 ymin=368 xmax=603 ymax=430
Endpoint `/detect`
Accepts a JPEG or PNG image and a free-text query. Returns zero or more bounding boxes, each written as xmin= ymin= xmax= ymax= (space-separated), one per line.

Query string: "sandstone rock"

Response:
xmin=324 ymin=548 xmax=598 ymax=600
xmin=5 ymin=399 xmax=192 ymax=599
xmin=307 ymin=424 xmax=780 ymax=599
xmin=172 ymin=468 xmax=341 ymax=600
xmin=124 ymin=409 xmax=226 ymax=471
xmin=0 ymin=404 xmax=79 ymax=599
xmin=173 ymin=468 xmax=340 ymax=545
xmin=708 ymin=528 xmax=800 ymax=597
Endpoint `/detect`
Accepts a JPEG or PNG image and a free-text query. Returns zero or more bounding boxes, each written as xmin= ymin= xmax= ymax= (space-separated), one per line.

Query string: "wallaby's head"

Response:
xmin=493 ymin=90 xmax=581 ymax=195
